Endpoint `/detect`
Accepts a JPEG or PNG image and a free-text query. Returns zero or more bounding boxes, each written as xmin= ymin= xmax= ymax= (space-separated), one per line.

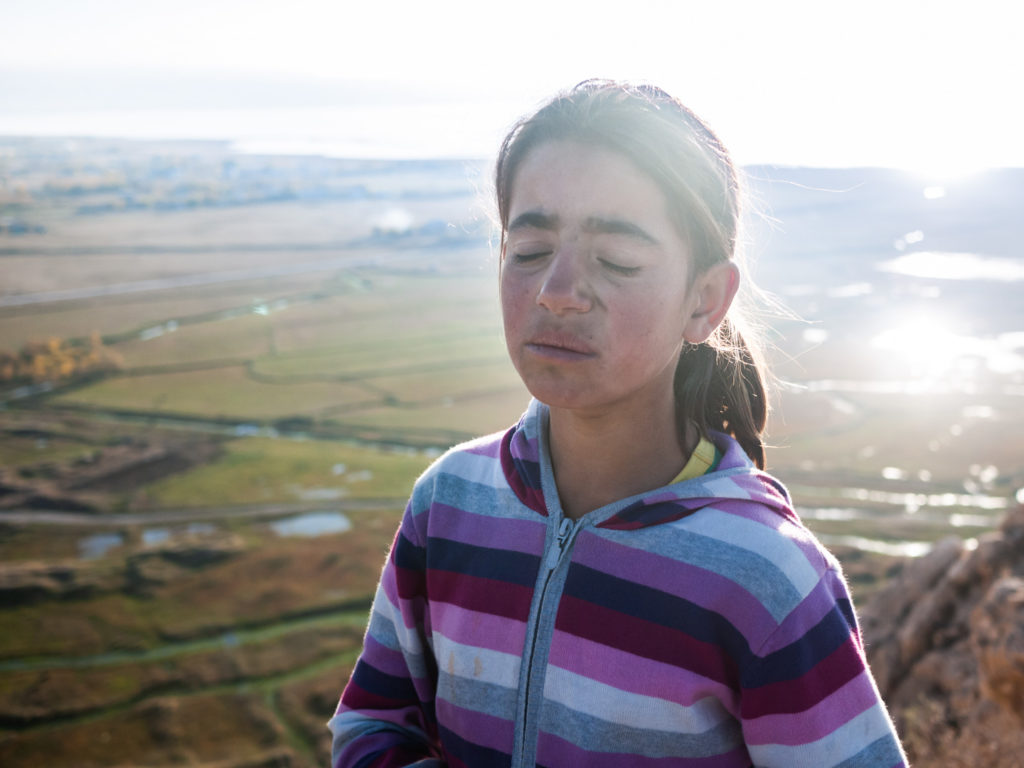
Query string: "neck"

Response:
xmin=546 ymin=395 xmax=697 ymax=520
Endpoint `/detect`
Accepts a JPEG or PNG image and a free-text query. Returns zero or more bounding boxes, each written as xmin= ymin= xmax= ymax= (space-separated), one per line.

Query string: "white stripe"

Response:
xmin=543 ymin=664 xmax=732 ymax=735
xmin=703 ymin=476 xmax=753 ymax=501
xmin=749 ymin=704 xmax=898 ymax=767
xmin=431 ymin=631 xmax=522 ymax=690
xmin=432 ymin=448 xmax=507 ymax=490
xmin=679 ymin=507 xmax=821 ymax=597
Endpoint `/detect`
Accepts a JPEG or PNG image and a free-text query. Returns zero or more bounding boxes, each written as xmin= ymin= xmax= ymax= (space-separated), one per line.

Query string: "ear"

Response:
xmin=682 ymin=262 xmax=740 ymax=343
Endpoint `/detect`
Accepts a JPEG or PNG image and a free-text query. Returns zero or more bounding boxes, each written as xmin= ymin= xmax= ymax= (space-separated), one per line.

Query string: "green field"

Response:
xmin=2 ymin=145 xmax=1021 ymax=767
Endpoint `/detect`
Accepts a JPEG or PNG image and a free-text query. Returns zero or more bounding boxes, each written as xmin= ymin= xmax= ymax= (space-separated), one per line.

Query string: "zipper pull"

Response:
xmin=545 ymin=517 xmax=573 ymax=571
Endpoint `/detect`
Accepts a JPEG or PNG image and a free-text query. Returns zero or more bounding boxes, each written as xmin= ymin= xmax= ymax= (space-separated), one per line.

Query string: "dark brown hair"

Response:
xmin=495 ymin=79 xmax=768 ymax=468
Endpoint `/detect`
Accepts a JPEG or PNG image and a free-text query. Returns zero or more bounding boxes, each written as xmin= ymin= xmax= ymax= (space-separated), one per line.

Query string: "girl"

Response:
xmin=329 ymin=80 xmax=906 ymax=768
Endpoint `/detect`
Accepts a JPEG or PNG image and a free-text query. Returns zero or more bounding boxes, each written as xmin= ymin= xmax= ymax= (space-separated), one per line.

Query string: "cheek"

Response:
xmin=499 ymin=273 xmax=530 ymax=333
xmin=611 ymin=297 xmax=688 ymax=358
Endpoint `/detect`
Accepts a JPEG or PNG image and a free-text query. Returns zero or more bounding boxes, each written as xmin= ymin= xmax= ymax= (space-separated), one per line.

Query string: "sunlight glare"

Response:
xmin=870 ymin=313 xmax=966 ymax=380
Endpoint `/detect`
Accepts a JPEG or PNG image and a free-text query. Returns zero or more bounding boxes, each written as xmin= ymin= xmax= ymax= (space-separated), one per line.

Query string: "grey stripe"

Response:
xmin=539 ymin=697 xmax=744 ymax=759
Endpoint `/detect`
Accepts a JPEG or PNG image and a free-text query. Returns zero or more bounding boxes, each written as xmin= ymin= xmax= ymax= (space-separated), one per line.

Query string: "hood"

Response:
xmin=499 ymin=399 xmax=796 ymax=531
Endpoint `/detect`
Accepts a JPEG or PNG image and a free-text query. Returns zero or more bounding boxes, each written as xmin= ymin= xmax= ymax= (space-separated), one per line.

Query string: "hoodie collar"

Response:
xmin=498 ymin=399 xmax=795 ymax=530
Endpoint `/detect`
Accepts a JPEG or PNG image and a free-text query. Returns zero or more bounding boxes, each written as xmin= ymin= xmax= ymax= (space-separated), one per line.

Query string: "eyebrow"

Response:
xmin=507 ymin=210 xmax=659 ymax=245
xmin=508 ymin=210 xmax=559 ymax=232
xmin=582 ymin=216 xmax=658 ymax=244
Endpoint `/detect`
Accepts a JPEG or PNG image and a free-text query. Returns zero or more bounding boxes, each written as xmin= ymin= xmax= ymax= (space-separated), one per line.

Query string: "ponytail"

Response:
xmin=674 ymin=318 xmax=767 ymax=469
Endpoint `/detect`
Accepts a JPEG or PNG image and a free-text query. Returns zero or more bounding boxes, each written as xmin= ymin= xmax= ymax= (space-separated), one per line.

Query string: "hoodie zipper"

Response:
xmin=513 ymin=515 xmax=577 ymax=767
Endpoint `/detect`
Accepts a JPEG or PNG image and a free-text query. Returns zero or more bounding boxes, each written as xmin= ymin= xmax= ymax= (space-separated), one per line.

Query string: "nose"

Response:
xmin=536 ymin=248 xmax=592 ymax=315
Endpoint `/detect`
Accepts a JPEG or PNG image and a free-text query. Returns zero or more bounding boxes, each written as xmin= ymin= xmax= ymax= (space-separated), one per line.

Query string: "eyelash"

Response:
xmin=599 ymin=259 xmax=641 ymax=276
xmin=509 ymin=251 xmax=641 ymax=277
xmin=511 ymin=251 xmax=551 ymax=263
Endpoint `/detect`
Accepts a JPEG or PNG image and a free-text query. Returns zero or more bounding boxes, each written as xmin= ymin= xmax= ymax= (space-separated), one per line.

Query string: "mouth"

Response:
xmin=525 ymin=330 xmax=597 ymax=360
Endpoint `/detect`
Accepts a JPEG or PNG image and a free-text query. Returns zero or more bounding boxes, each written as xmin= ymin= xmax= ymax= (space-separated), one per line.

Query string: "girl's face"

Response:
xmin=500 ymin=140 xmax=712 ymax=418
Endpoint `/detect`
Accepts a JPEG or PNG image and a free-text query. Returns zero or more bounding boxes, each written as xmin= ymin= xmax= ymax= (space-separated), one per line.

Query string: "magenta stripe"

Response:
xmin=435 ymin=697 xmax=514 ymax=753
xmin=428 ymin=568 xmax=534 ymax=619
xmin=430 ymin=600 xmax=528 ymax=656
xmin=536 ymin=730 xmax=752 ymax=768
xmin=464 ymin=433 xmax=504 ymax=458
xmin=572 ymin=531 xmax=774 ymax=640
xmin=361 ymin=633 xmax=417 ymax=677
xmin=743 ymin=671 xmax=878 ymax=745
xmin=556 ymin=594 xmax=736 ymax=685
xmin=547 ymin=630 xmax=740 ymax=712
xmin=378 ymin=575 xmax=428 ymax=632
xmin=742 ymin=636 xmax=864 ymax=718
xmin=428 ymin=503 xmax=546 ymax=554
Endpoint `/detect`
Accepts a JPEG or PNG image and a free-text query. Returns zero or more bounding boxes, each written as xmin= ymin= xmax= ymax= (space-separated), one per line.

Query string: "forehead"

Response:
xmin=507 ymin=140 xmax=674 ymax=229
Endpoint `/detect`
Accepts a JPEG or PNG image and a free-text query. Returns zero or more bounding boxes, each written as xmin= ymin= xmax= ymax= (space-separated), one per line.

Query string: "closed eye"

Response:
xmin=599 ymin=258 xmax=641 ymax=276
xmin=511 ymin=251 xmax=551 ymax=263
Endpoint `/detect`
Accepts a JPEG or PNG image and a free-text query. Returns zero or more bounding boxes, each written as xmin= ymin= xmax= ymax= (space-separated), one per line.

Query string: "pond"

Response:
xmin=78 ymin=532 xmax=125 ymax=559
xmin=142 ymin=523 xmax=216 ymax=546
xmin=269 ymin=511 xmax=352 ymax=538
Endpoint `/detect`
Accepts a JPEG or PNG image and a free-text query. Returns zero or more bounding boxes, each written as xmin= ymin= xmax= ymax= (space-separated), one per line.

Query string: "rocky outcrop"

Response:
xmin=861 ymin=505 xmax=1024 ymax=766
xmin=125 ymin=532 xmax=244 ymax=593
xmin=0 ymin=435 xmax=222 ymax=512
xmin=0 ymin=560 xmax=118 ymax=604
xmin=0 ymin=531 xmax=244 ymax=604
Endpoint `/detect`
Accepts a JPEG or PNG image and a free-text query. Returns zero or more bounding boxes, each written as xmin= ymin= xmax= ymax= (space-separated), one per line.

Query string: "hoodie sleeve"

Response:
xmin=737 ymin=566 xmax=907 ymax=767
xmin=329 ymin=503 xmax=445 ymax=768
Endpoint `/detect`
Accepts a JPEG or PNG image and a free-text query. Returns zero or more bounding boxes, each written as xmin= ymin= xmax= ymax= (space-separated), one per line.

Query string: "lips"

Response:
xmin=525 ymin=329 xmax=597 ymax=359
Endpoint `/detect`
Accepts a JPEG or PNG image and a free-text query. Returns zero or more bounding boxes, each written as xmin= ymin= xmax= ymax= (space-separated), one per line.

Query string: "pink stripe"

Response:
xmin=428 ymin=503 xmax=546 ymax=555
xmin=547 ymin=630 xmax=740 ymax=713
xmin=435 ymin=697 xmax=514 ymax=753
xmin=742 ymin=670 xmax=878 ymax=745
xmin=572 ymin=532 xmax=774 ymax=640
xmin=430 ymin=600 xmax=528 ymax=656
xmin=536 ymin=730 xmax=752 ymax=768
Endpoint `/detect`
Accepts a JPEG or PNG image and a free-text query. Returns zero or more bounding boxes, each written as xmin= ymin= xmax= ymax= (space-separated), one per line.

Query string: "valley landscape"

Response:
xmin=1 ymin=136 xmax=1022 ymax=766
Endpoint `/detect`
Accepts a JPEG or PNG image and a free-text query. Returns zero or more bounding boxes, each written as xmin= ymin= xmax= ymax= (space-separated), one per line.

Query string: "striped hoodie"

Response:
xmin=330 ymin=400 xmax=907 ymax=767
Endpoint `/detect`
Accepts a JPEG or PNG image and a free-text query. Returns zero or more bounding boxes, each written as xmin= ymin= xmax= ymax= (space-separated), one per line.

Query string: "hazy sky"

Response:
xmin=2 ymin=0 xmax=1021 ymax=170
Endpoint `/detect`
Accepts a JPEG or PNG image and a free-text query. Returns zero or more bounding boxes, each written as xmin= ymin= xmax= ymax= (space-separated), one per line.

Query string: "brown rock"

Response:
xmin=971 ymin=576 xmax=1024 ymax=720
xmin=862 ymin=504 xmax=1024 ymax=766
xmin=0 ymin=560 xmax=115 ymax=604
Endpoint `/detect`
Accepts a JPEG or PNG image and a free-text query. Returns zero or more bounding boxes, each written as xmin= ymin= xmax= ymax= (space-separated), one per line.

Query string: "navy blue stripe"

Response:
xmin=351 ymin=659 xmax=420 ymax=702
xmin=562 ymin=562 xmax=753 ymax=663
xmin=393 ymin=530 xmax=426 ymax=571
xmin=438 ymin=723 xmax=512 ymax=768
xmin=426 ymin=537 xmax=539 ymax=588
xmin=742 ymin=603 xmax=853 ymax=688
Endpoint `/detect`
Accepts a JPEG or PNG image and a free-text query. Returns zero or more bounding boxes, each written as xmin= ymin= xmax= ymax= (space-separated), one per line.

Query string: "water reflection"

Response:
xmin=143 ymin=528 xmax=170 ymax=546
xmin=818 ymin=534 xmax=932 ymax=558
xmin=269 ymin=511 xmax=352 ymax=537
xmin=142 ymin=523 xmax=216 ymax=546
xmin=79 ymin=532 xmax=124 ymax=559
xmin=879 ymin=251 xmax=1024 ymax=281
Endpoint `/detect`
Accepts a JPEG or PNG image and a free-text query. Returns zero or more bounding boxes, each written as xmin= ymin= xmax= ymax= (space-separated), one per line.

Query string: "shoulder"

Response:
xmin=698 ymin=465 xmax=840 ymax=584
xmin=400 ymin=425 xmax=522 ymax=543
xmin=411 ymin=428 xmax=509 ymax=500
xmin=659 ymin=461 xmax=847 ymax=644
